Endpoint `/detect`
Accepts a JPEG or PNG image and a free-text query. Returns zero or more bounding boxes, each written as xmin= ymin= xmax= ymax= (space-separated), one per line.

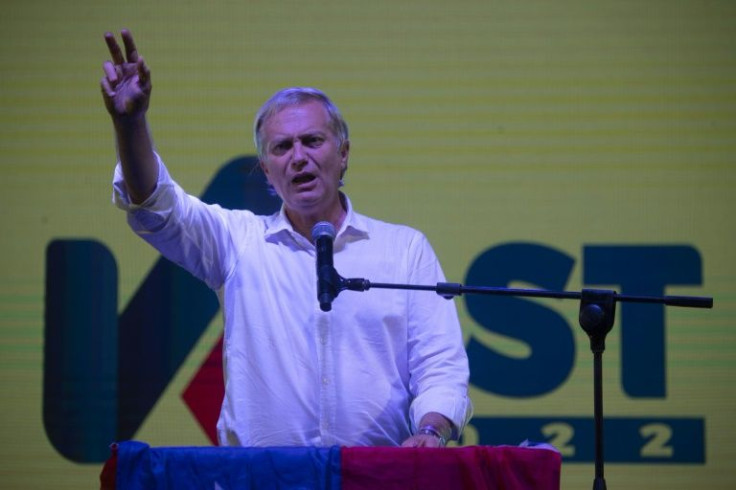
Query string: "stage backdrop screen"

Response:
xmin=1 ymin=1 xmax=734 ymax=488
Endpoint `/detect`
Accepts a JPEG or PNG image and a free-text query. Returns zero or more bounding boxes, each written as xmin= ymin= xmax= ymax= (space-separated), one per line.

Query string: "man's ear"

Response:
xmin=259 ymin=159 xmax=270 ymax=179
xmin=340 ymin=140 xmax=350 ymax=178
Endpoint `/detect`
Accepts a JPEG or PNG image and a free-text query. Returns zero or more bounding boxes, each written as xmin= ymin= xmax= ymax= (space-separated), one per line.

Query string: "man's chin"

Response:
xmin=285 ymin=194 xmax=323 ymax=213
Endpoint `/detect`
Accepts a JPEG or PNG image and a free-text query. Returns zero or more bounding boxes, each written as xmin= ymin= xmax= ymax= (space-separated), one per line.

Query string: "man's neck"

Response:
xmin=286 ymin=194 xmax=347 ymax=240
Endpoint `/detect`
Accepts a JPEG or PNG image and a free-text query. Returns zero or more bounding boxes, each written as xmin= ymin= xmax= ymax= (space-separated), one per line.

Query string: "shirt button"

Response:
xmin=322 ymin=377 xmax=329 ymax=386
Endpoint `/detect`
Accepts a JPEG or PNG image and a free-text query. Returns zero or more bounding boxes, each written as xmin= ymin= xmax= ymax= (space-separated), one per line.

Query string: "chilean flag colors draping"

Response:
xmin=100 ymin=441 xmax=561 ymax=489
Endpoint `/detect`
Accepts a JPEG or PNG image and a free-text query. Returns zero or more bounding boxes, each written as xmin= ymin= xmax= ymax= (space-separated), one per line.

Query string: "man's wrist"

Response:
xmin=417 ymin=424 xmax=448 ymax=446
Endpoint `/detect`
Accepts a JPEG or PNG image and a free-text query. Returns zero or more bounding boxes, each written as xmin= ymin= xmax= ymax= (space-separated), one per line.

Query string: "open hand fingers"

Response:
xmin=104 ymin=31 xmax=125 ymax=65
xmin=104 ymin=29 xmax=139 ymax=65
xmin=100 ymin=29 xmax=151 ymax=117
xmin=100 ymin=75 xmax=114 ymax=99
xmin=136 ymin=57 xmax=151 ymax=91
xmin=121 ymin=29 xmax=140 ymax=63
xmin=102 ymin=30 xmax=149 ymax=91
xmin=102 ymin=60 xmax=119 ymax=85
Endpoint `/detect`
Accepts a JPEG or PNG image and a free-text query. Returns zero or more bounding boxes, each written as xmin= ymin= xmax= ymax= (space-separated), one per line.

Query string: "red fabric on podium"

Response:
xmin=341 ymin=445 xmax=561 ymax=490
xmin=100 ymin=442 xmax=561 ymax=489
xmin=99 ymin=443 xmax=117 ymax=490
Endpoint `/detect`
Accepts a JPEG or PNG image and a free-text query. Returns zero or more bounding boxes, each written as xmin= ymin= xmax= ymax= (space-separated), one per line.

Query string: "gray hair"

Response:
xmin=253 ymin=87 xmax=349 ymax=161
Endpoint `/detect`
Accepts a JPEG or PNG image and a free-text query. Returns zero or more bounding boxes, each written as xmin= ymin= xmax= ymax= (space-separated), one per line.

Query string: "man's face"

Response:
xmin=260 ymin=101 xmax=349 ymax=217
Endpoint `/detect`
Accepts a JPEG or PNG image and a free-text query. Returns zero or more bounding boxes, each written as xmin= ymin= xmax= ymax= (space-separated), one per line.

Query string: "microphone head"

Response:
xmin=311 ymin=221 xmax=336 ymax=243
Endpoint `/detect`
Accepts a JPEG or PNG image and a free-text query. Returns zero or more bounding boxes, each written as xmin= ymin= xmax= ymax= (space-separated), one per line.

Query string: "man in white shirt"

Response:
xmin=102 ymin=29 xmax=472 ymax=447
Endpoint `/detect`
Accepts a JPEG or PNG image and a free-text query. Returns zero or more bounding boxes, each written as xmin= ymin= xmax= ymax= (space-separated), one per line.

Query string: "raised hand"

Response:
xmin=101 ymin=29 xmax=158 ymax=203
xmin=101 ymin=29 xmax=152 ymax=120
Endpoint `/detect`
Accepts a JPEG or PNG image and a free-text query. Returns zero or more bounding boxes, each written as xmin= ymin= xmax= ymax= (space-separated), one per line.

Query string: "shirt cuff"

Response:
xmin=112 ymin=153 xmax=178 ymax=233
xmin=411 ymin=392 xmax=473 ymax=440
xmin=111 ymin=153 xmax=167 ymax=211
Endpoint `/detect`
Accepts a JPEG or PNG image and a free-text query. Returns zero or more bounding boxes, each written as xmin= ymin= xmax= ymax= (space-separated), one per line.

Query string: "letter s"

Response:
xmin=465 ymin=243 xmax=576 ymax=397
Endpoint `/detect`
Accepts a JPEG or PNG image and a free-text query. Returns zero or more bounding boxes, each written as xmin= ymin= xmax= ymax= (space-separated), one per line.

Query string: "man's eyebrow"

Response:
xmin=302 ymin=129 xmax=327 ymax=136
xmin=268 ymin=128 xmax=330 ymax=147
xmin=301 ymin=131 xmax=327 ymax=139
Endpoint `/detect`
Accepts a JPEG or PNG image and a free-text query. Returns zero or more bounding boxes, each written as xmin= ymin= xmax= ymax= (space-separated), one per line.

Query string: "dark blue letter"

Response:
xmin=584 ymin=245 xmax=703 ymax=398
xmin=465 ymin=243 xmax=576 ymax=397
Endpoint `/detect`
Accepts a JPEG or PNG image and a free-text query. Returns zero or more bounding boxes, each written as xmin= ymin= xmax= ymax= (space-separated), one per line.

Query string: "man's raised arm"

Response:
xmin=101 ymin=29 xmax=158 ymax=204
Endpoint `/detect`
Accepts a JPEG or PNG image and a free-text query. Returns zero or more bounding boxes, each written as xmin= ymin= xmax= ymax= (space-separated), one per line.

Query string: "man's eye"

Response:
xmin=271 ymin=141 xmax=291 ymax=154
xmin=304 ymin=136 xmax=324 ymax=147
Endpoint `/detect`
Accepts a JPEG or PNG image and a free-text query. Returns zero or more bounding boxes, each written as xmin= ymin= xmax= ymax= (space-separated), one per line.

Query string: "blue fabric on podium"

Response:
xmin=116 ymin=441 xmax=342 ymax=489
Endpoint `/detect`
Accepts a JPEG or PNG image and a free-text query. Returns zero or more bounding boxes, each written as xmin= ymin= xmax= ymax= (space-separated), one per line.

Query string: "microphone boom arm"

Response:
xmin=335 ymin=271 xmax=712 ymax=490
xmin=340 ymin=277 xmax=713 ymax=309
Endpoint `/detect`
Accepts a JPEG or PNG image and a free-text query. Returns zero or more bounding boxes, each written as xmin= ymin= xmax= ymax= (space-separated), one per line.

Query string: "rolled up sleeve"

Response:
xmin=406 ymin=234 xmax=473 ymax=438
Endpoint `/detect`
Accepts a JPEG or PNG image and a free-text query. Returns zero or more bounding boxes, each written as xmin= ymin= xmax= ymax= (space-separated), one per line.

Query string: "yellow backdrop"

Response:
xmin=1 ymin=0 xmax=734 ymax=488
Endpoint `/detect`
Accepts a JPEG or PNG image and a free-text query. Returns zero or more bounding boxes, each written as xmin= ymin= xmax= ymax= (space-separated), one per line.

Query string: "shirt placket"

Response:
xmin=316 ymin=309 xmax=336 ymax=446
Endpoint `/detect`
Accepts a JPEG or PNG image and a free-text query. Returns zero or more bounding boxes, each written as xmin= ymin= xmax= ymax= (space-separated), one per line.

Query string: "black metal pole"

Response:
xmin=593 ymin=351 xmax=607 ymax=490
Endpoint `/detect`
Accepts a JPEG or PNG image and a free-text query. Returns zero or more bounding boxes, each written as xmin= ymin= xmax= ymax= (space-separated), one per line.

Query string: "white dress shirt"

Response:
xmin=113 ymin=156 xmax=472 ymax=447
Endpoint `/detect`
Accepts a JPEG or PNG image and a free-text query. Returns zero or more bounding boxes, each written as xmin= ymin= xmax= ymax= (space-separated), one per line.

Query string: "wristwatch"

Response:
xmin=417 ymin=424 xmax=448 ymax=446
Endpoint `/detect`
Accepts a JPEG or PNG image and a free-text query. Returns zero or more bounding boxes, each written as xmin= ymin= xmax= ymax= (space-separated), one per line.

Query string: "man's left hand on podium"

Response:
xmin=401 ymin=412 xmax=454 ymax=448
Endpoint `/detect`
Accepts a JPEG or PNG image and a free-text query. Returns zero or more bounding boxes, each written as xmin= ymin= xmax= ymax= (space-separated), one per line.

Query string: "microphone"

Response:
xmin=311 ymin=221 xmax=338 ymax=312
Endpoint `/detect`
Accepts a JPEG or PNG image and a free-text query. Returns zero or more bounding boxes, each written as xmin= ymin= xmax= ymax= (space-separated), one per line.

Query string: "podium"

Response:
xmin=100 ymin=441 xmax=561 ymax=489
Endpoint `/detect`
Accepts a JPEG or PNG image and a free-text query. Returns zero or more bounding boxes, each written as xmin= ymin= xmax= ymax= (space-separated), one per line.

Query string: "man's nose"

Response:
xmin=291 ymin=142 xmax=307 ymax=167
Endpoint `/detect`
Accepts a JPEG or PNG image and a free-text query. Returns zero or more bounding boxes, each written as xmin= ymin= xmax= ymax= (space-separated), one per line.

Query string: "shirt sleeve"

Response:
xmin=111 ymin=154 xmax=252 ymax=290
xmin=405 ymin=232 xmax=473 ymax=439
xmin=112 ymin=153 xmax=177 ymax=230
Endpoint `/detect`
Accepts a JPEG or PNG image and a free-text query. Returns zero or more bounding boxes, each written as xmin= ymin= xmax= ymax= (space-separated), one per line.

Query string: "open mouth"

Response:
xmin=292 ymin=173 xmax=316 ymax=185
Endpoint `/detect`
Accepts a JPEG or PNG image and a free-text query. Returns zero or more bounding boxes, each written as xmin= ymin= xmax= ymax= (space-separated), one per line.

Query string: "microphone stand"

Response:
xmin=335 ymin=275 xmax=713 ymax=490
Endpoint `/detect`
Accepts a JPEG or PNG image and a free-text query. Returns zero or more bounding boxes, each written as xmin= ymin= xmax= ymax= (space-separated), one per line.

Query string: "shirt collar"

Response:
xmin=264 ymin=193 xmax=370 ymax=247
